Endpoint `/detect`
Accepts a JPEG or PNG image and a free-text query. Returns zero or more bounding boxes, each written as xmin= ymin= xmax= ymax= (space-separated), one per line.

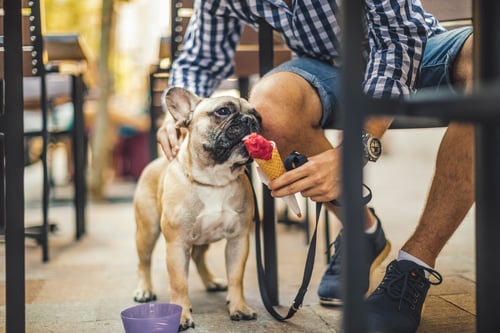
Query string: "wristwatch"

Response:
xmin=362 ymin=132 xmax=382 ymax=162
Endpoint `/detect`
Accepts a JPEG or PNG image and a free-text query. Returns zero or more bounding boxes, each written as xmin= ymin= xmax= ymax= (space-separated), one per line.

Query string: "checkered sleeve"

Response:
xmin=363 ymin=0 xmax=430 ymax=99
xmin=168 ymin=0 xmax=242 ymax=97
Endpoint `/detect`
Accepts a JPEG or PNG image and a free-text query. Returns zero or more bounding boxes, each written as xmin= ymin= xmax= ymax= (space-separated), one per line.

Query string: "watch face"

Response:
xmin=363 ymin=134 xmax=382 ymax=162
xmin=368 ymin=137 xmax=382 ymax=158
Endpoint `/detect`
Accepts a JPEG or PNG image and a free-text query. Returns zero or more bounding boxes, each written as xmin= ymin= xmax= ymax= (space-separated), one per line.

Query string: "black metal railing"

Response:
xmin=340 ymin=0 xmax=500 ymax=332
xmin=257 ymin=0 xmax=499 ymax=331
xmin=2 ymin=1 xmax=26 ymax=332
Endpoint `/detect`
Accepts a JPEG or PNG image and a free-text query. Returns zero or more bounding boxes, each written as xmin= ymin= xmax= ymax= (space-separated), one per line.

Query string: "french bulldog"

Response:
xmin=133 ymin=87 xmax=261 ymax=330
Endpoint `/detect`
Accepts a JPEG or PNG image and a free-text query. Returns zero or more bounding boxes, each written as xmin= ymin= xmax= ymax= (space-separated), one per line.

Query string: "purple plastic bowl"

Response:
xmin=121 ymin=303 xmax=182 ymax=333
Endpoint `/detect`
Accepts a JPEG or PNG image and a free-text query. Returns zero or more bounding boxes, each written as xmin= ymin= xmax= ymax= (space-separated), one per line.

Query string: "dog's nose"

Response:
xmin=249 ymin=108 xmax=262 ymax=125
xmin=241 ymin=119 xmax=260 ymax=135
xmin=243 ymin=113 xmax=262 ymax=134
xmin=226 ymin=118 xmax=260 ymax=139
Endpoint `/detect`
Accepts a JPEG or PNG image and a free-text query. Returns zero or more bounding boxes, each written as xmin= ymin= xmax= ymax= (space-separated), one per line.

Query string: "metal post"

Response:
xmin=72 ymin=73 xmax=87 ymax=240
xmin=340 ymin=0 xmax=368 ymax=331
xmin=4 ymin=0 xmax=26 ymax=331
xmin=40 ymin=73 xmax=50 ymax=262
xmin=0 ymin=132 xmax=5 ymax=235
xmin=258 ymin=20 xmax=279 ymax=306
xmin=473 ymin=0 xmax=500 ymax=331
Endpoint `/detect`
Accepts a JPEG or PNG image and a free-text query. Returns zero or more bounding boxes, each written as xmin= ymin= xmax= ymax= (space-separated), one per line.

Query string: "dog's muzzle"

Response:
xmin=225 ymin=116 xmax=261 ymax=140
xmin=209 ymin=113 xmax=261 ymax=164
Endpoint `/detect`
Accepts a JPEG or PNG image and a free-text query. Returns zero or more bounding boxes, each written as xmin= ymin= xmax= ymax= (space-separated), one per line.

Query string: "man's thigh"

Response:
xmin=266 ymin=57 xmax=340 ymax=128
xmin=418 ymin=26 xmax=473 ymax=92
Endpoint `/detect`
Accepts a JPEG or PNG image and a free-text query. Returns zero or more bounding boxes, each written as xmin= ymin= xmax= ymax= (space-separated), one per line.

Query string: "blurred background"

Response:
xmin=26 ymin=0 xmax=172 ymax=203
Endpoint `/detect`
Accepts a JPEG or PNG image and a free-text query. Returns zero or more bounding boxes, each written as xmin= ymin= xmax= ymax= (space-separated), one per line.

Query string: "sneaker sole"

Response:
xmin=319 ymin=240 xmax=392 ymax=306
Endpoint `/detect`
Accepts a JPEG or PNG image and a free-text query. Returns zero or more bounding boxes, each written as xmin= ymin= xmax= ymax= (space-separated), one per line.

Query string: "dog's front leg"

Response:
xmin=192 ymin=244 xmax=228 ymax=291
xmin=225 ymin=234 xmax=257 ymax=321
xmin=134 ymin=223 xmax=161 ymax=303
xmin=166 ymin=241 xmax=195 ymax=330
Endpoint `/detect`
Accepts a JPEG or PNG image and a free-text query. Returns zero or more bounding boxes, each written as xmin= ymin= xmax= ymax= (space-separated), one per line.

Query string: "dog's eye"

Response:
xmin=215 ymin=107 xmax=232 ymax=117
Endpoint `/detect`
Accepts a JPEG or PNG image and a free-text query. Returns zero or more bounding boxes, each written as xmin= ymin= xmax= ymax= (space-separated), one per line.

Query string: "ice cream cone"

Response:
xmin=255 ymin=167 xmax=302 ymax=217
xmin=243 ymin=132 xmax=286 ymax=180
xmin=253 ymin=146 xmax=286 ymax=181
xmin=243 ymin=132 xmax=301 ymax=217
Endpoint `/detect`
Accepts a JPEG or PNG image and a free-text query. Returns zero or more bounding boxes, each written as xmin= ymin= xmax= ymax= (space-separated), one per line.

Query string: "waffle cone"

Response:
xmin=254 ymin=147 xmax=286 ymax=180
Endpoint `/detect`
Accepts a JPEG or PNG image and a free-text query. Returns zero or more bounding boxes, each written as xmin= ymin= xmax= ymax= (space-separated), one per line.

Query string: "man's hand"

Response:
xmin=156 ymin=115 xmax=188 ymax=160
xmin=268 ymin=148 xmax=342 ymax=202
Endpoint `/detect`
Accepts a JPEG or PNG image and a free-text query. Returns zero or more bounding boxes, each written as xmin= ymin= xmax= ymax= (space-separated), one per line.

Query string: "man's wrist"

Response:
xmin=362 ymin=132 xmax=382 ymax=162
xmin=334 ymin=132 xmax=382 ymax=163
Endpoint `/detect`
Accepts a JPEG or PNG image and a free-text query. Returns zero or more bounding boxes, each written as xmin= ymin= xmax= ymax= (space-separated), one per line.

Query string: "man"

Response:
xmin=157 ymin=0 xmax=474 ymax=331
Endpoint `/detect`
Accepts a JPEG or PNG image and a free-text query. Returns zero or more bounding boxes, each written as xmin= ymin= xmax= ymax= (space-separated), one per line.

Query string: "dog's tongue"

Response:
xmin=243 ymin=132 xmax=273 ymax=160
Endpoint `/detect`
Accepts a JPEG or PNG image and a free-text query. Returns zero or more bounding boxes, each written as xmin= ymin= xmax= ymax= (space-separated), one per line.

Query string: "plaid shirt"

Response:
xmin=169 ymin=0 xmax=445 ymax=99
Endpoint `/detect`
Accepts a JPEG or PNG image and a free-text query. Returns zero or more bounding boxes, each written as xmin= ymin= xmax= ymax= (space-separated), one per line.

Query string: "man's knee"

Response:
xmin=249 ymin=71 xmax=322 ymax=137
xmin=249 ymin=71 xmax=313 ymax=113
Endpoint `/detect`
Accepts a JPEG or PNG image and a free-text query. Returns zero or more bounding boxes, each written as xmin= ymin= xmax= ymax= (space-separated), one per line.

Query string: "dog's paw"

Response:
xmin=205 ymin=278 xmax=228 ymax=292
xmin=133 ymin=289 xmax=157 ymax=303
xmin=228 ymin=303 xmax=257 ymax=321
xmin=179 ymin=317 xmax=195 ymax=331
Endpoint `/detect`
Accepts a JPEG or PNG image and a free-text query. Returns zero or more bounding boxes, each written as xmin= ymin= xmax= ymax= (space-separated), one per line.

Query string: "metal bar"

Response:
xmin=171 ymin=0 xmax=181 ymax=61
xmin=475 ymin=125 xmax=500 ymax=332
xmin=258 ymin=19 xmax=279 ymax=306
xmin=40 ymin=73 xmax=50 ymax=262
xmin=4 ymin=0 xmax=26 ymax=330
xmin=473 ymin=0 xmax=500 ymax=331
xmin=0 ymin=132 xmax=4 ymax=235
xmin=72 ymin=73 xmax=86 ymax=240
xmin=149 ymin=72 xmax=158 ymax=161
xmin=238 ymin=77 xmax=250 ymax=100
xmin=1 ymin=81 xmax=4 ymax=235
xmin=324 ymin=212 xmax=331 ymax=262
xmin=362 ymin=81 xmax=500 ymax=122
xmin=340 ymin=0 xmax=367 ymax=331
xmin=0 ymin=79 xmax=4 ymax=116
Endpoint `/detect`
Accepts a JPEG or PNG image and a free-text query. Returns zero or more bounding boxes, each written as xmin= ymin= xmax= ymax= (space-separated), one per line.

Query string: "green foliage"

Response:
xmin=44 ymin=0 xmax=141 ymax=96
xmin=44 ymin=0 xmax=102 ymax=55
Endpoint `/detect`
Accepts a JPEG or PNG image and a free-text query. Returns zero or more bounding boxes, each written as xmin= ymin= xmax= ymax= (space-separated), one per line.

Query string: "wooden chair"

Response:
xmin=40 ymin=33 xmax=90 ymax=244
xmin=0 ymin=0 xmax=89 ymax=261
xmin=0 ymin=0 xmax=53 ymax=261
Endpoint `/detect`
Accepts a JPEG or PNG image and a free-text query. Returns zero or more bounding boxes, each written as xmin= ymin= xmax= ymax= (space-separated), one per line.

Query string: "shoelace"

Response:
xmin=380 ymin=262 xmax=443 ymax=311
xmin=325 ymin=231 xmax=343 ymax=273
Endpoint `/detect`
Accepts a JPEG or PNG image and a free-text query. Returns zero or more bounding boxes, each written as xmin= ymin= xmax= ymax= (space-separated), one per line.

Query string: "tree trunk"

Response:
xmin=88 ymin=0 xmax=115 ymax=200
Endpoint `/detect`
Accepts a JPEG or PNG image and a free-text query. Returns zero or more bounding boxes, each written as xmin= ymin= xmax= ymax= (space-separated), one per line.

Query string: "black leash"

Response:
xmin=250 ymin=151 xmax=373 ymax=321
xmin=250 ymin=178 xmax=319 ymax=319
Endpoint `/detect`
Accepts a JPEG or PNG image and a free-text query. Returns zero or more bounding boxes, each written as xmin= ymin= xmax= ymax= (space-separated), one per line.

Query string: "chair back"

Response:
xmin=0 ymin=0 xmax=46 ymax=79
xmin=422 ymin=0 xmax=472 ymax=27
xmin=170 ymin=0 xmax=192 ymax=63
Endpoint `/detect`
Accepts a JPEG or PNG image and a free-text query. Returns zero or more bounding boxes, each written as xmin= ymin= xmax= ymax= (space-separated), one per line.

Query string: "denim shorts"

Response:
xmin=267 ymin=26 xmax=473 ymax=128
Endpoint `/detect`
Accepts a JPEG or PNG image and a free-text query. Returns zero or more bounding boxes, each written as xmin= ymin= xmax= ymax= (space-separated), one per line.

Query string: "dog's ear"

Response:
xmin=163 ymin=87 xmax=201 ymax=128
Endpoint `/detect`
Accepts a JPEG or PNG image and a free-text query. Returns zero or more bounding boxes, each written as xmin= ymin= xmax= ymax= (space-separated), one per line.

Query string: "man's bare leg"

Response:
xmin=402 ymin=35 xmax=475 ymax=267
xmin=402 ymin=122 xmax=474 ymax=266
xmin=365 ymin=33 xmax=475 ymax=333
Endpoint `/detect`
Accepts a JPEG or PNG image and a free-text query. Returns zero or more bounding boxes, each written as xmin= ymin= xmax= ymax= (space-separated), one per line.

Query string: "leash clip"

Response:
xmin=284 ymin=151 xmax=308 ymax=171
xmin=291 ymin=301 xmax=302 ymax=312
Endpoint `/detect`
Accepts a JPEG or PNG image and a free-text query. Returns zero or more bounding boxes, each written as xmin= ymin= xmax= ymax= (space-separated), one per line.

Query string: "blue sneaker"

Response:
xmin=317 ymin=208 xmax=391 ymax=306
xmin=366 ymin=259 xmax=443 ymax=333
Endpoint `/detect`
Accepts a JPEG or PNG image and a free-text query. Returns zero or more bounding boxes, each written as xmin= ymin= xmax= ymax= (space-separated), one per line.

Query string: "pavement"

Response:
xmin=0 ymin=127 xmax=476 ymax=332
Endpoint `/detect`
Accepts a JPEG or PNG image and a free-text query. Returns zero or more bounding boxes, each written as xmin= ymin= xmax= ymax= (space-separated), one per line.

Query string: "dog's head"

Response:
xmin=164 ymin=87 xmax=262 ymax=171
